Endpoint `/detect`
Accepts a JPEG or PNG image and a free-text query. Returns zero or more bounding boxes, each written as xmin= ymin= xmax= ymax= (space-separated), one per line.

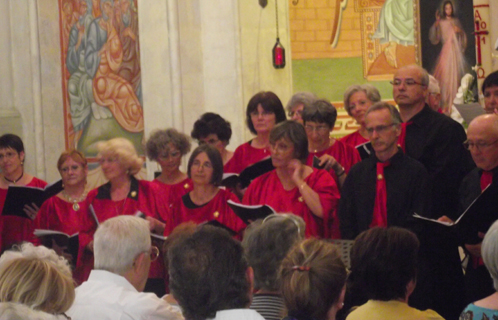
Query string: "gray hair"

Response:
xmin=242 ymin=214 xmax=305 ymax=291
xmin=343 ymin=84 xmax=381 ymax=116
xmin=94 ymin=215 xmax=151 ymax=274
xmin=482 ymin=220 xmax=498 ymax=291
xmin=286 ymin=92 xmax=317 ymax=113
xmin=428 ymin=75 xmax=440 ymax=94
xmin=365 ymin=102 xmax=402 ymax=126
xmin=0 ymin=302 xmax=62 ymax=320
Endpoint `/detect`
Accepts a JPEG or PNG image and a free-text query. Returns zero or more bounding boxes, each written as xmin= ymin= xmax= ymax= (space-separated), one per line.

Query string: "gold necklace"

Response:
xmin=62 ymin=190 xmax=86 ymax=211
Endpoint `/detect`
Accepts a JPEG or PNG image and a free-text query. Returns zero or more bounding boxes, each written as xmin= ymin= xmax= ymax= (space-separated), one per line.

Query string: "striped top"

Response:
xmin=250 ymin=293 xmax=286 ymax=320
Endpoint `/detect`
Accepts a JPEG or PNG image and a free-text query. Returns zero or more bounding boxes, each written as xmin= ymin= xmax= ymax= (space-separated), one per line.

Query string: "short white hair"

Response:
xmin=428 ymin=75 xmax=441 ymax=94
xmin=482 ymin=220 xmax=498 ymax=291
xmin=94 ymin=215 xmax=151 ymax=274
xmin=0 ymin=302 xmax=63 ymax=320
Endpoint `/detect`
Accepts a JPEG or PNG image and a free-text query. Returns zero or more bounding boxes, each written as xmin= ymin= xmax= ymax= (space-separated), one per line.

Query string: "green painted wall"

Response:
xmin=292 ymin=57 xmax=394 ymax=103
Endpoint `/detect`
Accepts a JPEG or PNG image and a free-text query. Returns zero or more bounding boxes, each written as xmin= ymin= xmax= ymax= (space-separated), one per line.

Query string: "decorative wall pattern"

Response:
xmin=58 ymin=0 xmax=144 ymax=159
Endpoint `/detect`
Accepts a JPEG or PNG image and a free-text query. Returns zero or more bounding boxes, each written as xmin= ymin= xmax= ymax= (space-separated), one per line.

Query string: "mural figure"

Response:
xmin=429 ymin=0 xmax=467 ymax=113
xmin=60 ymin=0 xmax=144 ymax=157
xmin=372 ymin=0 xmax=414 ymax=69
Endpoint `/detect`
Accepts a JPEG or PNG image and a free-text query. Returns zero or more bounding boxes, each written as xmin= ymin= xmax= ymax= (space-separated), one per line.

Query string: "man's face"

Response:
xmin=466 ymin=118 xmax=498 ymax=171
xmin=365 ymin=109 xmax=400 ymax=156
xmin=427 ymin=92 xmax=441 ymax=111
xmin=393 ymin=67 xmax=428 ymax=108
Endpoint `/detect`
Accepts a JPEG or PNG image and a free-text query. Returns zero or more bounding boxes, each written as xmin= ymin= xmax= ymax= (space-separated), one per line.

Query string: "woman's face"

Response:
xmin=157 ymin=143 xmax=182 ymax=174
xmin=444 ymin=3 xmax=453 ymax=17
xmin=190 ymin=152 xmax=214 ymax=186
xmin=270 ymin=138 xmax=296 ymax=168
xmin=199 ymin=134 xmax=227 ymax=155
xmin=304 ymin=121 xmax=331 ymax=147
xmin=99 ymin=154 xmax=128 ymax=181
xmin=250 ymin=104 xmax=276 ymax=135
xmin=60 ymin=157 xmax=87 ymax=187
xmin=0 ymin=147 xmax=24 ymax=176
xmin=348 ymin=91 xmax=373 ymax=126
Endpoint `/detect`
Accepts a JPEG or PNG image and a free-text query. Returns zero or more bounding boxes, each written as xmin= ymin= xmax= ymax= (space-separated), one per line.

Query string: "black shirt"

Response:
xmin=404 ymin=105 xmax=475 ymax=219
xmin=338 ymin=150 xmax=429 ymax=240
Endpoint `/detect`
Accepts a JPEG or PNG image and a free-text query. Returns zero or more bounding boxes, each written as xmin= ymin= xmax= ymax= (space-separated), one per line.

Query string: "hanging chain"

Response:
xmin=275 ymin=0 xmax=279 ymax=38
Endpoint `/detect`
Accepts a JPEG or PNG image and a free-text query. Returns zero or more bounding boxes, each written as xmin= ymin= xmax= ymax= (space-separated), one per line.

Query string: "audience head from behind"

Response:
xmin=168 ymin=225 xmax=260 ymax=320
xmin=93 ymin=215 xmax=155 ymax=292
xmin=0 ymin=243 xmax=74 ymax=316
xmin=280 ymin=238 xmax=347 ymax=320
xmin=483 ymin=220 xmax=498 ymax=292
xmin=465 ymin=114 xmax=498 ymax=172
xmin=344 ymin=227 xmax=445 ymax=320
xmin=242 ymin=214 xmax=305 ymax=292
xmin=286 ymin=92 xmax=317 ymax=124
xmin=0 ymin=302 xmax=69 ymax=320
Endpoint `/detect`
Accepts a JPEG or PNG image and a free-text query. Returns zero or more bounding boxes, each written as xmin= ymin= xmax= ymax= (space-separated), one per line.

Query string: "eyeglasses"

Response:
xmin=270 ymin=141 xmax=292 ymax=153
xmin=288 ymin=110 xmax=303 ymax=118
xmin=157 ymin=150 xmax=181 ymax=160
xmin=0 ymin=150 xmax=18 ymax=161
xmin=98 ymin=157 xmax=119 ymax=165
xmin=149 ymin=246 xmax=159 ymax=261
xmin=304 ymin=124 xmax=330 ymax=134
xmin=199 ymin=138 xmax=220 ymax=146
xmin=390 ymin=79 xmax=426 ymax=87
xmin=365 ymin=123 xmax=396 ymax=135
xmin=463 ymin=139 xmax=498 ymax=151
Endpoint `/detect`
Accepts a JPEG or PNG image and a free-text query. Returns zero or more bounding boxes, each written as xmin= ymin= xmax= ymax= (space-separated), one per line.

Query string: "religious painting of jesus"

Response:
xmin=58 ymin=0 xmax=144 ymax=158
xmin=419 ymin=0 xmax=476 ymax=113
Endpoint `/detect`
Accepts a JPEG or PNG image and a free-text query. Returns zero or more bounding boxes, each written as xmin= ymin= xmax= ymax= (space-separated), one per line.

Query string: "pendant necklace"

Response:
xmin=4 ymin=171 xmax=24 ymax=185
xmin=63 ymin=190 xmax=86 ymax=211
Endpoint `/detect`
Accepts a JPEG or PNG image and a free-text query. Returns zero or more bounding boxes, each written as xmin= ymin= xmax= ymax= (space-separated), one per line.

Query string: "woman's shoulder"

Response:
xmin=27 ymin=176 xmax=47 ymax=188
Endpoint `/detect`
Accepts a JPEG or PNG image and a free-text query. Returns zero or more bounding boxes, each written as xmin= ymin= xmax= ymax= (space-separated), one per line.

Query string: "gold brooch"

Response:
xmin=184 ymin=183 xmax=190 ymax=189
xmin=131 ymin=191 xmax=137 ymax=197
xmin=213 ymin=211 xmax=219 ymax=218
xmin=298 ymin=197 xmax=303 ymax=202
xmin=377 ymin=174 xmax=383 ymax=180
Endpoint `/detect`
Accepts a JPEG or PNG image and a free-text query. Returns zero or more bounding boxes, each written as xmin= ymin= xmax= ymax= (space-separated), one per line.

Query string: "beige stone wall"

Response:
xmin=289 ymin=0 xmax=362 ymax=59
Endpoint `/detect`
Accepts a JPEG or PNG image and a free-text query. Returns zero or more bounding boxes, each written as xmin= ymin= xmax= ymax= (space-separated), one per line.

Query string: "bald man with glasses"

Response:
xmin=456 ymin=114 xmax=498 ymax=306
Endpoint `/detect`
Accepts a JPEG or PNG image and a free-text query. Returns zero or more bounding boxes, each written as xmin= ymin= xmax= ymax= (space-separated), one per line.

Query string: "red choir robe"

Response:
xmin=339 ymin=130 xmax=369 ymax=147
xmin=223 ymin=141 xmax=271 ymax=174
xmin=306 ymin=139 xmax=361 ymax=175
xmin=243 ymin=168 xmax=340 ymax=238
xmin=76 ymin=177 xmax=166 ymax=284
xmin=151 ymin=177 xmax=192 ymax=223
xmin=165 ymin=188 xmax=246 ymax=236
xmin=0 ymin=177 xmax=47 ymax=252
xmin=33 ymin=195 xmax=88 ymax=281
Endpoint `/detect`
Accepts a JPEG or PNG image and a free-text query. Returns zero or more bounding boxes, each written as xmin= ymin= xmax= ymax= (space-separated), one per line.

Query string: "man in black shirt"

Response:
xmin=339 ymin=102 xmax=428 ymax=239
xmin=393 ymin=65 xmax=474 ymax=320
xmin=458 ymin=114 xmax=498 ymax=304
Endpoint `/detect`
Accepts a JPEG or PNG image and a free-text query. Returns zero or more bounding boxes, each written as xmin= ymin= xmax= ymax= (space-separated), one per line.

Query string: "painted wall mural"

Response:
xmin=58 ymin=0 xmax=143 ymax=159
xmin=420 ymin=0 xmax=476 ymax=113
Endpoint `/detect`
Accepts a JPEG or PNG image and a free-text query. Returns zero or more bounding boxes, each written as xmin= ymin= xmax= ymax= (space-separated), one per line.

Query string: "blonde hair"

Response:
xmin=280 ymin=239 xmax=347 ymax=320
xmin=0 ymin=243 xmax=74 ymax=314
xmin=97 ymin=138 xmax=143 ymax=175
